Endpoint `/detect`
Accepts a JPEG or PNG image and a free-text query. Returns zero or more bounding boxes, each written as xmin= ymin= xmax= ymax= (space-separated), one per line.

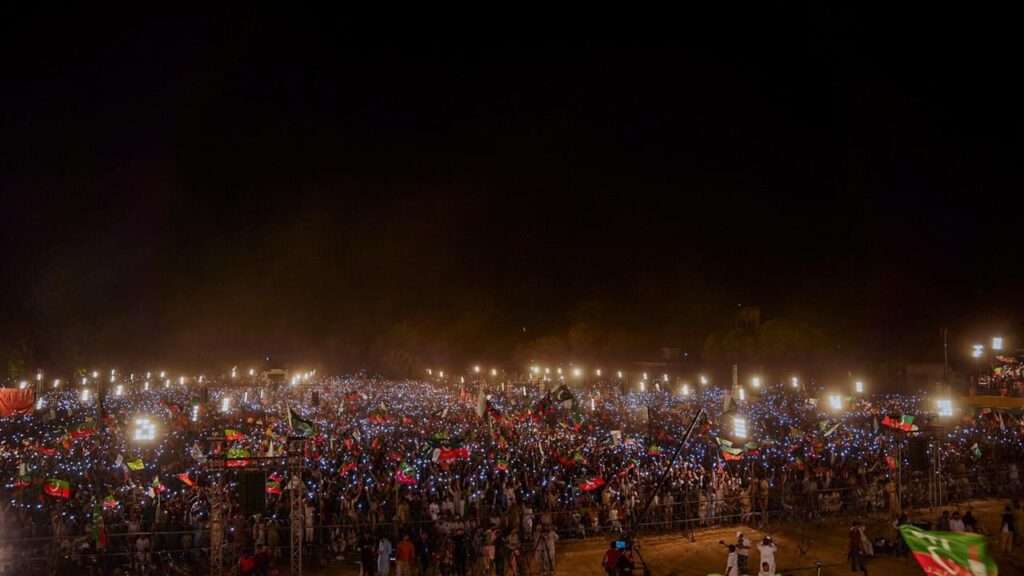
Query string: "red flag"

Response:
xmin=437 ymin=447 xmax=470 ymax=464
xmin=176 ymin=472 xmax=195 ymax=487
xmin=579 ymin=477 xmax=605 ymax=492
xmin=340 ymin=462 xmax=357 ymax=475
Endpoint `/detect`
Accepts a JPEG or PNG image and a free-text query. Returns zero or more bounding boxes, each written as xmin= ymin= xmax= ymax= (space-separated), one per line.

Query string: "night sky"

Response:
xmin=2 ymin=11 xmax=1021 ymax=373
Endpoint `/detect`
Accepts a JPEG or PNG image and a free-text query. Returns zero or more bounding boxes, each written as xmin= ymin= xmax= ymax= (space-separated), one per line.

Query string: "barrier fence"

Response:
xmin=1 ymin=468 xmax=1019 ymax=575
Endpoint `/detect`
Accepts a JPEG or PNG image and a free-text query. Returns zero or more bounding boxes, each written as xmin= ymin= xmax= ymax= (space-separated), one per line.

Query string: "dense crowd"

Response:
xmin=976 ymin=355 xmax=1024 ymax=397
xmin=1 ymin=373 xmax=1022 ymax=575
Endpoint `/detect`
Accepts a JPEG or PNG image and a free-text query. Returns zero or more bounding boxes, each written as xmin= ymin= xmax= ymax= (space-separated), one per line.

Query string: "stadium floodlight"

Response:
xmin=828 ymin=394 xmax=843 ymax=411
xmin=640 ymin=380 xmax=645 ymax=393
xmin=751 ymin=376 xmax=761 ymax=389
xmin=682 ymin=384 xmax=691 ymax=396
xmin=473 ymin=365 xmax=481 ymax=374
xmin=937 ymin=398 xmax=954 ymax=417
xmin=738 ymin=387 xmax=746 ymax=401
xmin=81 ymin=388 xmax=91 ymax=402
xmin=617 ymin=371 xmax=623 ymax=379
xmin=133 ymin=417 xmax=157 ymax=442
xmin=438 ymin=371 xmax=444 ymax=378
xmin=791 ymin=376 xmax=799 ymax=389
xmin=992 ymin=337 xmax=1004 ymax=351
xmin=53 ymin=379 xmax=60 ymax=389
xmin=490 ymin=368 xmax=498 ymax=377
xmin=191 ymin=404 xmax=200 ymax=422
xmin=115 ymin=384 xmax=124 ymax=397
xmin=221 ymin=397 xmax=231 ymax=413
xmin=699 ymin=375 xmax=708 ymax=385
xmin=732 ymin=416 xmax=748 ymax=439
xmin=18 ymin=381 xmax=27 ymax=390
xmin=426 ymin=368 xmax=432 ymax=375
xmin=573 ymin=367 xmax=582 ymax=378
xmin=971 ymin=344 xmax=984 ymax=358
xmin=855 ymin=380 xmax=864 ymax=394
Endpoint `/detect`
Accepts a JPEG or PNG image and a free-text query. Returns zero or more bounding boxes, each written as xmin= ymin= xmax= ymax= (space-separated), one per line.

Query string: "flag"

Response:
xmin=0 ymin=388 xmax=34 ymax=416
xmin=647 ymin=444 xmax=663 ymax=456
xmin=899 ymin=525 xmax=998 ymax=576
xmin=176 ymin=472 xmax=195 ymax=487
xmin=103 ymin=495 xmax=119 ymax=510
xmin=265 ymin=480 xmax=282 ymax=495
xmin=579 ymin=476 xmax=605 ymax=492
xmin=368 ymin=406 xmax=388 ymax=424
xmin=44 ymin=479 xmax=70 ymax=498
xmin=882 ymin=415 xmax=918 ymax=432
xmin=496 ymin=458 xmax=509 ymax=472
xmin=151 ymin=476 xmax=167 ymax=494
xmin=126 ymin=458 xmax=145 ymax=471
xmin=436 ymin=447 xmax=470 ymax=464
xmin=224 ymin=429 xmax=245 ymax=442
xmin=70 ymin=420 xmax=97 ymax=439
xmin=14 ymin=474 xmax=32 ymax=489
xmin=92 ymin=506 xmax=108 ymax=550
xmin=885 ymin=456 xmax=897 ymax=470
xmin=340 ymin=462 xmax=357 ymax=475
xmin=971 ymin=443 xmax=982 ymax=460
xmin=288 ymin=408 xmax=315 ymax=437
xmin=721 ymin=450 xmax=743 ymax=461
xmin=226 ymin=447 xmax=251 ymax=467
xmin=395 ymin=462 xmax=417 ymax=485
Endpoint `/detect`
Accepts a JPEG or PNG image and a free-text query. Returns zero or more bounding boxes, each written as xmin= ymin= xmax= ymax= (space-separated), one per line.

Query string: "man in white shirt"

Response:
xmin=757 ymin=535 xmax=777 ymax=574
xmin=725 ymin=544 xmax=738 ymax=576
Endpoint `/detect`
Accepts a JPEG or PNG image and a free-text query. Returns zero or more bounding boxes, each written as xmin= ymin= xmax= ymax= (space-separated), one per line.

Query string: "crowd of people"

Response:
xmin=976 ymin=354 xmax=1024 ymax=397
xmin=1 ymin=371 xmax=1022 ymax=575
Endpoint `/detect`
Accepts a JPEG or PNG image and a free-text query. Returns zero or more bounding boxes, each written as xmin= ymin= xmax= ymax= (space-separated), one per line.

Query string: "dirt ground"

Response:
xmin=555 ymin=499 xmax=1024 ymax=576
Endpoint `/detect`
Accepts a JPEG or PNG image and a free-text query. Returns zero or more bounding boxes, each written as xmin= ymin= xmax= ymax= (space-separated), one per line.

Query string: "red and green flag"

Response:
xmin=224 ymin=429 xmax=245 ymax=442
xmin=44 ymin=478 xmax=70 ymax=498
xmin=14 ymin=474 xmax=32 ymax=489
xmin=70 ymin=420 xmax=97 ymax=439
xmin=176 ymin=472 xmax=195 ymax=487
xmin=579 ymin=476 xmax=606 ymax=492
xmin=395 ymin=462 xmax=417 ymax=485
xmin=436 ymin=446 xmax=470 ymax=464
xmin=340 ymin=461 xmax=357 ymax=475
xmin=103 ymin=495 xmax=119 ymax=510
xmin=899 ymin=524 xmax=998 ymax=575
xmin=496 ymin=458 xmax=509 ymax=472
xmin=226 ymin=447 xmax=251 ymax=467
xmin=265 ymin=480 xmax=282 ymax=495
xmin=882 ymin=415 xmax=918 ymax=432
xmin=647 ymin=444 xmax=663 ymax=456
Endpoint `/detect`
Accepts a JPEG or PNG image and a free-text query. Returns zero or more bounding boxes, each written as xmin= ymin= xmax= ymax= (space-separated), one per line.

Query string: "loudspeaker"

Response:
xmin=238 ymin=471 xmax=266 ymax=515
xmin=908 ymin=437 xmax=929 ymax=470
xmin=311 ymin=390 xmax=320 ymax=407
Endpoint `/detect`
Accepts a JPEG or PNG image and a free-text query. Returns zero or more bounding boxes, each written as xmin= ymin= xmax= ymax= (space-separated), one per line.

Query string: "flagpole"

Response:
xmin=635 ymin=407 xmax=706 ymax=530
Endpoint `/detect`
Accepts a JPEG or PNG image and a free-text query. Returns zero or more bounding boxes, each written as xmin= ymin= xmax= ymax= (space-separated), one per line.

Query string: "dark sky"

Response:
xmin=2 ymin=10 xmax=1021 ymax=372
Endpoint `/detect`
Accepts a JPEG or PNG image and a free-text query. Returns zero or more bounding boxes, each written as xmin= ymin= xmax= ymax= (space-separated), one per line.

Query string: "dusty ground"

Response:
xmin=555 ymin=499 xmax=1024 ymax=576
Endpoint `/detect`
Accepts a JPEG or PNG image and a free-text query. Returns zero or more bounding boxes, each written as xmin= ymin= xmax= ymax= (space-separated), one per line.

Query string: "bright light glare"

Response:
xmin=662 ymin=373 xmax=669 ymax=382
xmin=18 ymin=381 xmax=27 ymax=389
xmin=751 ymin=377 xmax=761 ymax=388
xmin=855 ymin=380 xmax=864 ymax=393
xmin=53 ymin=379 xmax=61 ymax=389
xmin=115 ymin=384 xmax=124 ymax=397
xmin=617 ymin=371 xmax=623 ymax=379
xmin=36 ymin=372 xmax=42 ymax=382
xmin=221 ymin=397 xmax=231 ymax=413
xmin=596 ymin=369 xmax=602 ymax=377
xmin=590 ymin=397 xmax=596 ymax=411
xmin=473 ymin=365 xmax=481 ymax=374
xmin=937 ymin=398 xmax=953 ymax=417
xmin=490 ymin=368 xmax=497 ymax=377
xmin=828 ymin=394 xmax=843 ymax=411
xmin=733 ymin=416 xmax=748 ymax=439
xmin=81 ymin=389 xmax=91 ymax=402
xmin=640 ymin=380 xmax=645 ymax=392
xmin=699 ymin=375 xmax=708 ymax=385
xmin=438 ymin=371 xmax=444 ymax=378
xmin=92 ymin=371 xmax=99 ymax=379
xmin=682 ymin=384 xmax=691 ymax=396
xmin=573 ymin=367 xmax=582 ymax=378
xmin=791 ymin=376 xmax=799 ymax=388
xmin=426 ymin=368 xmax=432 ymax=375
xmin=35 ymin=398 xmax=45 ymax=410
xmin=992 ymin=337 xmax=1004 ymax=351
xmin=133 ymin=417 xmax=156 ymax=442
xmin=249 ymin=368 xmax=255 ymax=376
xmin=738 ymin=387 xmax=746 ymax=401
xmin=971 ymin=344 xmax=984 ymax=358
xmin=191 ymin=405 xmax=199 ymax=422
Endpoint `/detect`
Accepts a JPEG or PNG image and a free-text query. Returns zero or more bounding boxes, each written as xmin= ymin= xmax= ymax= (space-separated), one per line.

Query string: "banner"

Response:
xmin=0 ymin=389 xmax=34 ymax=417
xmin=899 ymin=525 xmax=998 ymax=575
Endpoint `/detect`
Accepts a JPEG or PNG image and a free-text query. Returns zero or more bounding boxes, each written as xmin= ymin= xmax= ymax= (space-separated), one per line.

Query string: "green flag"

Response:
xmin=288 ymin=408 xmax=315 ymax=437
xmin=899 ymin=524 xmax=998 ymax=575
